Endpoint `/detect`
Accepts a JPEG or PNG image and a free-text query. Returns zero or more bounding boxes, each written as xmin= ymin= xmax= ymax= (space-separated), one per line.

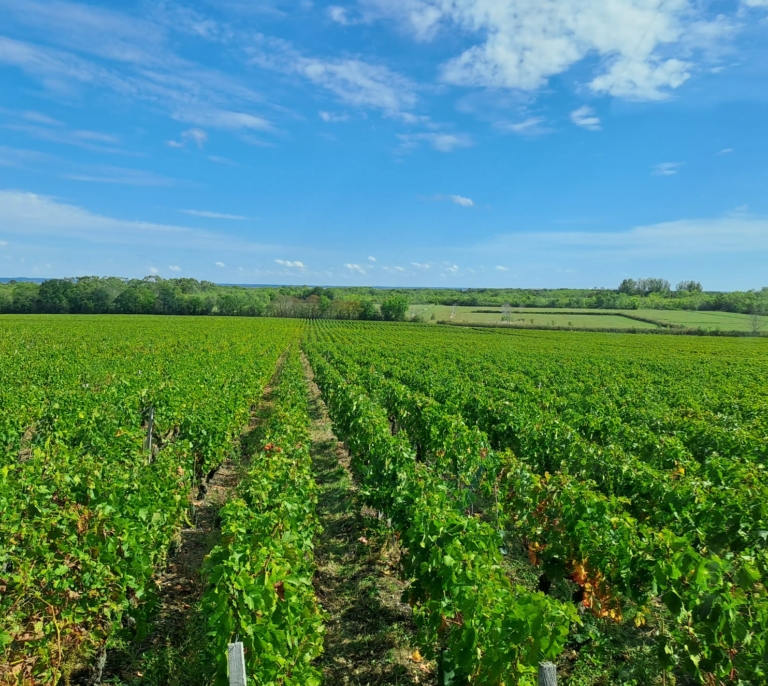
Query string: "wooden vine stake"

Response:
xmin=228 ymin=641 xmax=247 ymax=686
xmin=538 ymin=661 xmax=557 ymax=686
xmin=144 ymin=405 xmax=154 ymax=462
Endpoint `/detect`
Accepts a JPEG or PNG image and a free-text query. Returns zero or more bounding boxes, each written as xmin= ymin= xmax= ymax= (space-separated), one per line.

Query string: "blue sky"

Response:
xmin=0 ymin=0 xmax=767 ymax=289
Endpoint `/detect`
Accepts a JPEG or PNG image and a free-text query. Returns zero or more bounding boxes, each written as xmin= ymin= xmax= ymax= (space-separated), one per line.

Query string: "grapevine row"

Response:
xmin=202 ymin=346 xmax=324 ymax=685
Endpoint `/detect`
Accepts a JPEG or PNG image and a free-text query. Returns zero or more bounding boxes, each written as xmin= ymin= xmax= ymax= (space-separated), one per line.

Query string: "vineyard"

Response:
xmin=1 ymin=316 xmax=767 ymax=685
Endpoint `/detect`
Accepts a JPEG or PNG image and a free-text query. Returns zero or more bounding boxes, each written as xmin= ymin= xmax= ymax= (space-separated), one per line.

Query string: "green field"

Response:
xmin=409 ymin=304 xmax=659 ymax=328
xmin=409 ymin=304 xmax=766 ymax=332
xmin=632 ymin=308 xmax=767 ymax=331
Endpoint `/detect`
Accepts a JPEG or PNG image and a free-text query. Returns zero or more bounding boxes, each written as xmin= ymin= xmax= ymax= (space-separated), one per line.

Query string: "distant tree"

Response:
xmin=11 ymin=283 xmax=39 ymax=313
xmin=36 ymin=278 xmax=75 ymax=313
xmin=637 ymin=278 xmax=671 ymax=296
xmin=618 ymin=278 xmax=638 ymax=295
xmin=359 ymin=299 xmax=378 ymax=320
xmin=114 ymin=286 xmax=147 ymax=314
xmin=677 ymin=280 xmax=703 ymax=293
xmin=619 ymin=278 xmax=673 ymax=296
xmin=269 ymin=295 xmax=296 ymax=317
xmin=304 ymin=294 xmax=323 ymax=319
xmin=380 ymin=295 xmax=408 ymax=321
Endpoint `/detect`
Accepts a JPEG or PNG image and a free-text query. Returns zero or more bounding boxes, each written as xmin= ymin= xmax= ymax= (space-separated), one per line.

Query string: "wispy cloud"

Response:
xmin=215 ymin=261 xmax=226 ymax=267
xmin=0 ymin=190 xmax=279 ymax=254
xmin=167 ymin=128 xmax=208 ymax=149
xmin=421 ymin=194 xmax=475 ymax=206
xmin=275 ymin=259 xmax=305 ymax=268
xmin=21 ymin=110 xmax=63 ymax=126
xmin=168 ymin=265 xmax=181 ymax=272
xmin=570 ymin=105 xmax=601 ymax=131
xmin=0 ymin=190 xmax=205 ymax=245
xmin=250 ymin=37 xmax=417 ymax=117
xmin=319 ymin=110 xmax=349 ymax=122
xmin=0 ymin=4 xmax=272 ymax=138
xmin=62 ymin=165 xmax=176 ymax=186
xmin=449 ymin=194 xmax=474 ymax=207
xmin=473 ymin=214 xmax=768 ymax=259
xmin=397 ymin=132 xmax=473 ymax=153
xmin=652 ymin=162 xmax=683 ymax=176
xmin=496 ymin=265 xmax=508 ymax=271
xmin=181 ymin=209 xmax=248 ymax=220
xmin=717 ymin=148 xmax=733 ymax=155
xmin=0 ymin=145 xmax=55 ymax=168
xmin=327 ymin=6 xmax=356 ymax=25
xmin=344 ymin=262 xmax=366 ymax=273
xmin=411 ymin=262 xmax=431 ymax=269
xmin=173 ymin=111 xmax=271 ymax=132
xmin=367 ymin=255 xmax=377 ymax=262
xmin=206 ymin=155 xmax=237 ymax=165
xmin=4 ymin=120 xmax=126 ymax=154
xmin=496 ymin=117 xmax=549 ymax=136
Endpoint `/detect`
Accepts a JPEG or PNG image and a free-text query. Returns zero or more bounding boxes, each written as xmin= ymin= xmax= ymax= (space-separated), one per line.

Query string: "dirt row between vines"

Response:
xmin=302 ymin=353 xmax=431 ymax=685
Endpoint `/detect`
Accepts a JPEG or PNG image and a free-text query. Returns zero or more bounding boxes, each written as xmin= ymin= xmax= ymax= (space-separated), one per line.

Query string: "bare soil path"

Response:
xmin=302 ymin=354 xmax=433 ymax=686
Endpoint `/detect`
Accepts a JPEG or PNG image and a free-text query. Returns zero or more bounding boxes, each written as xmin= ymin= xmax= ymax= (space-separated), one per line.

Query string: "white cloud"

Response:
xmin=742 ymin=0 xmax=768 ymax=7
xmin=250 ymin=39 xmax=417 ymax=116
xmin=497 ymin=117 xmax=548 ymax=136
xmin=148 ymin=266 xmax=159 ymax=274
xmin=167 ymin=128 xmax=209 ymax=149
xmin=397 ymin=132 xmax=473 ymax=153
xmin=168 ymin=265 xmax=181 ymax=272
xmin=446 ymin=264 xmax=459 ymax=273
xmin=363 ymin=0 xmax=732 ymax=101
xmin=275 ymin=259 xmax=305 ymax=268
xmin=345 ymin=262 xmax=366 ymax=273
xmin=718 ymin=148 xmax=733 ymax=155
xmin=367 ymin=255 xmax=377 ymax=262
xmin=411 ymin=262 xmax=431 ymax=269
xmin=174 ymin=111 xmax=271 ymax=132
xmin=450 ymin=194 xmax=474 ymax=207
xmin=181 ymin=209 xmax=247 ymax=220
xmin=570 ymin=105 xmax=601 ymax=131
xmin=319 ymin=110 xmax=349 ymax=122
xmin=215 ymin=261 xmax=226 ymax=267
xmin=328 ymin=5 xmax=354 ymax=24
xmin=653 ymin=162 xmax=683 ymax=176
xmin=496 ymin=265 xmax=508 ymax=271
xmin=0 ymin=240 xmax=8 ymax=246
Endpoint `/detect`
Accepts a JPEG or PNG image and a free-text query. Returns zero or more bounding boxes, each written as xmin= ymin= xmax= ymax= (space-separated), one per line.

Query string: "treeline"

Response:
xmin=0 ymin=277 xmax=410 ymax=320
xmin=0 ymin=276 xmax=766 ymax=317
